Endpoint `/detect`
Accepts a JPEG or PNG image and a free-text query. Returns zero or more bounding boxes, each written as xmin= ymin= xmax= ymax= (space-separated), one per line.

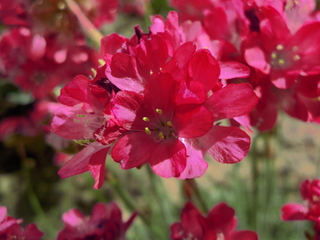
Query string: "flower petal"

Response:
xmin=189 ymin=49 xmax=220 ymax=93
xmin=58 ymin=142 xmax=106 ymax=179
xmin=111 ymin=132 xmax=156 ymax=169
xmin=197 ymin=125 xmax=250 ymax=164
xmin=178 ymin=139 xmax=208 ymax=179
xmin=205 ymin=83 xmax=258 ymax=121
xmin=149 ymin=139 xmax=186 ymax=178
xmin=89 ymin=146 xmax=111 ymax=189
xmin=280 ymin=203 xmax=308 ymax=221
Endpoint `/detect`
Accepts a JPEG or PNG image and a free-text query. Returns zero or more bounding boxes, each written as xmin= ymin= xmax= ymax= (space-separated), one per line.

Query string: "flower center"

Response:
xmin=269 ymin=44 xmax=300 ymax=70
xmin=143 ymin=108 xmax=176 ymax=142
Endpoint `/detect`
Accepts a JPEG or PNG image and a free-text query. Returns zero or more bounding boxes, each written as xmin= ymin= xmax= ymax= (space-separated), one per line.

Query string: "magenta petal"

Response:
xmin=89 ymin=146 xmax=111 ymax=189
xmin=149 ymin=139 xmax=186 ymax=178
xmin=101 ymin=33 xmax=127 ymax=55
xmin=178 ymin=139 xmax=208 ymax=179
xmin=198 ymin=125 xmax=250 ymax=164
xmin=244 ymin=46 xmax=270 ymax=74
xmin=206 ymin=202 xmax=236 ymax=233
xmin=189 ymin=49 xmax=220 ymax=92
xmin=111 ymin=132 xmax=156 ymax=169
xmin=90 ymin=203 xmax=108 ymax=223
xmin=62 ymin=209 xmax=85 ymax=227
xmin=23 ymin=223 xmax=44 ymax=239
xmin=205 ymin=83 xmax=258 ymax=121
xmin=229 ymin=230 xmax=259 ymax=240
xmin=280 ymin=203 xmax=308 ymax=221
xmin=170 ymin=223 xmax=184 ymax=240
xmin=172 ymin=42 xmax=196 ymax=71
xmin=174 ymin=105 xmax=214 ymax=138
xmin=51 ymin=106 xmax=102 ymax=140
xmin=219 ymin=61 xmax=250 ymax=79
xmin=112 ymin=91 xmax=145 ymax=130
xmin=58 ymin=142 xmax=106 ymax=179
xmin=0 ymin=206 xmax=7 ymax=223
xmin=106 ymin=53 xmax=145 ymax=93
xmin=180 ymin=202 xmax=205 ymax=238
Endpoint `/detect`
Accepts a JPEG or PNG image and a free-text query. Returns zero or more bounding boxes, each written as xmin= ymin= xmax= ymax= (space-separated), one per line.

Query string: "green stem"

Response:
xmin=17 ymin=142 xmax=55 ymax=236
xmin=192 ymin=180 xmax=209 ymax=213
xmin=146 ymin=166 xmax=173 ymax=229
xmin=65 ymin=0 xmax=103 ymax=47
xmin=108 ymin=172 xmax=149 ymax=225
xmin=249 ymin=134 xmax=259 ymax=230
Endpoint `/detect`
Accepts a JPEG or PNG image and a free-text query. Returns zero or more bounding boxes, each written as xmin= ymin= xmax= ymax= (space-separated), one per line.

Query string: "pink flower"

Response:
xmin=170 ymin=202 xmax=259 ymax=240
xmin=51 ymin=74 xmax=112 ymax=189
xmin=281 ymin=179 xmax=320 ymax=239
xmin=56 ymin=202 xmax=137 ymax=240
xmin=0 ymin=206 xmax=43 ymax=239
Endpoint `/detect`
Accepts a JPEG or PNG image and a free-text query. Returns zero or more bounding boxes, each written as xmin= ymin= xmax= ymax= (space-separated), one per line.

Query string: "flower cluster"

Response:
xmin=0 ymin=206 xmax=43 ymax=239
xmin=169 ymin=0 xmax=320 ymax=131
xmin=171 ymin=202 xmax=258 ymax=240
xmin=57 ymin=202 xmax=137 ymax=240
xmin=52 ymin=13 xmax=259 ymax=188
xmin=281 ymin=179 xmax=320 ymax=240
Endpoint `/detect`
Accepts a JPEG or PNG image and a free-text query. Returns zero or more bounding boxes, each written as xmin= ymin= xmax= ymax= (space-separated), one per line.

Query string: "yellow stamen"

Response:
xmin=143 ymin=117 xmax=149 ymax=122
xmin=167 ymin=121 xmax=172 ymax=127
xmin=278 ymin=59 xmax=284 ymax=65
xmin=57 ymin=2 xmax=66 ymax=10
xmin=293 ymin=55 xmax=300 ymax=61
xmin=145 ymin=127 xmax=151 ymax=135
xmin=271 ymin=53 xmax=277 ymax=59
xmin=292 ymin=46 xmax=298 ymax=51
xmin=158 ymin=132 xmax=164 ymax=140
xmin=276 ymin=44 xmax=284 ymax=50
xmin=150 ymin=70 xmax=153 ymax=75
xmin=156 ymin=109 xmax=163 ymax=115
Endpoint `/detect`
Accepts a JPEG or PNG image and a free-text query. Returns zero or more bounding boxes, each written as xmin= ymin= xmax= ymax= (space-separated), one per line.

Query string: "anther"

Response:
xmin=156 ymin=109 xmax=163 ymax=115
xmin=158 ymin=132 xmax=164 ymax=140
xmin=143 ymin=117 xmax=149 ymax=122
xmin=276 ymin=44 xmax=283 ymax=50
xmin=145 ymin=127 xmax=151 ymax=135
xmin=57 ymin=2 xmax=66 ymax=10
xmin=293 ymin=55 xmax=300 ymax=61
xmin=278 ymin=59 xmax=284 ymax=65
xmin=292 ymin=46 xmax=298 ymax=51
xmin=150 ymin=70 xmax=153 ymax=75
xmin=167 ymin=121 xmax=172 ymax=127
xmin=77 ymin=114 xmax=86 ymax=118
xmin=271 ymin=53 xmax=277 ymax=59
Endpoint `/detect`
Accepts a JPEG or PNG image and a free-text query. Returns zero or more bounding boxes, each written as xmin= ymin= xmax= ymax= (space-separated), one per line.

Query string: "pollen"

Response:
xmin=143 ymin=117 xmax=150 ymax=122
xmin=85 ymin=120 xmax=90 ymax=127
xmin=293 ymin=55 xmax=300 ymax=61
xmin=57 ymin=2 xmax=66 ymax=10
xmin=271 ymin=53 xmax=277 ymax=59
xmin=167 ymin=121 xmax=172 ymax=127
xmin=158 ymin=132 xmax=164 ymax=140
xmin=77 ymin=114 xmax=86 ymax=118
xmin=74 ymin=119 xmax=81 ymax=124
xmin=276 ymin=44 xmax=284 ymax=50
xmin=150 ymin=70 xmax=153 ymax=75
xmin=145 ymin=127 xmax=151 ymax=135
xmin=278 ymin=59 xmax=285 ymax=65
xmin=156 ymin=109 xmax=163 ymax=115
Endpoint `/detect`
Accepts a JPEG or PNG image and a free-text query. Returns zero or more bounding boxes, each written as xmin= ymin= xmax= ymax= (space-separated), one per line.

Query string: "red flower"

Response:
xmin=105 ymin=72 xmax=214 ymax=178
xmin=242 ymin=6 xmax=320 ymax=89
xmin=57 ymin=202 xmax=137 ymax=240
xmin=281 ymin=179 xmax=320 ymax=239
xmin=170 ymin=202 xmax=259 ymax=240
xmin=0 ymin=206 xmax=43 ymax=240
